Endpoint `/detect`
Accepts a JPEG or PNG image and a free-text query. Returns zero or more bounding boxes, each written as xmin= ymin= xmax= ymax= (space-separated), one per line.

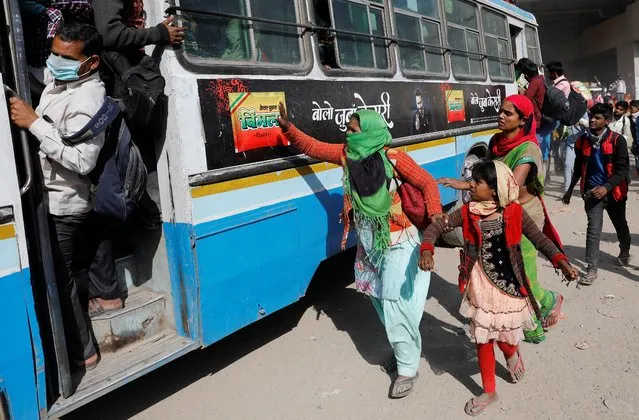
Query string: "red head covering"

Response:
xmin=490 ymin=94 xmax=539 ymax=157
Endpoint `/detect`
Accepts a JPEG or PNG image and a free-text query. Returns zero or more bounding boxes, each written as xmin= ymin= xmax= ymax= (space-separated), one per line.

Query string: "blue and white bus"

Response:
xmin=0 ymin=0 xmax=541 ymax=417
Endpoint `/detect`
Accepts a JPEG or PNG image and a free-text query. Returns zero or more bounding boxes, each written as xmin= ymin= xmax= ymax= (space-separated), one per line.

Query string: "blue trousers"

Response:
xmin=562 ymin=144 xmax=576 ymax=193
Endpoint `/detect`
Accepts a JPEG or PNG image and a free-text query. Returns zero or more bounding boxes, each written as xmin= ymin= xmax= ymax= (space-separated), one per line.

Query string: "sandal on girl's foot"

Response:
xmin=542 ymin=293 xmax=564 ymax=329
xmin=464 ymin=394 xmax=499 ymax=416
xmin=389 ymin=372 xmax=419 ymax=399
xmin=506 ymin=350 xmax=525 ymax=383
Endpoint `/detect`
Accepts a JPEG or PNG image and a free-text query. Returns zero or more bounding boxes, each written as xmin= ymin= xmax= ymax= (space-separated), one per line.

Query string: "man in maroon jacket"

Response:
xmin=518 ymin=58 xmax=545 ymax=125
xmin=518 ymin=58 xmax=554 ymax=166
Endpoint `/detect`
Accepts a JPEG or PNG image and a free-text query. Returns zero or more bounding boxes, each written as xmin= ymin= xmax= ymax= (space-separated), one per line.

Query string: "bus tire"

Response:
xmin=441 ymin=153 xmax=482 ymax=247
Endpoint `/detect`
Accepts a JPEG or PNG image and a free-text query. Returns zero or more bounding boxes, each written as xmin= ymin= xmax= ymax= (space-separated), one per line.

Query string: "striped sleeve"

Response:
xmin=282 ymin=124 xmax=343 ymax=165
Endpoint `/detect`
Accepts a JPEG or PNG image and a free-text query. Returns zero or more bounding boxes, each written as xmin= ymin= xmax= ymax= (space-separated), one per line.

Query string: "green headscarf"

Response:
xmin=343 ymin=110 xmax=394 ymax=253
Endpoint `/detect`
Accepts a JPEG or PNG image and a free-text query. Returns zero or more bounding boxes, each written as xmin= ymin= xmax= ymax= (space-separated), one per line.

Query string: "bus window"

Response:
xmin=482 ymin=9 xmax=512 ymax=81
xmin=445 ymin=0 xmax=484 ymax=79
xmin=394 ymin=0 xmax=446 ymax=76
xmin=524 ymin=25 xmax=541 ymax=65
xmin=327 ymin=0 xmax=389 ymax=70
xmin=181 ymin=0 xmax=302 ymax=65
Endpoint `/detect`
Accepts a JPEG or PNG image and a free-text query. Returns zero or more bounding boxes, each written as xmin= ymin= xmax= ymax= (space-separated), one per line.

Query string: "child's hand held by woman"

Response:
xmin=558 ymin=260 xmax=579 ymax=282
xmin=419 ymin=250 xmax=434 ymax=271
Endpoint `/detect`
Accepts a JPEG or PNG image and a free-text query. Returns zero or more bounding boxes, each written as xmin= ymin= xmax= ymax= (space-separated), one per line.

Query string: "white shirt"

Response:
xmin=609 ymin=114 xmax=633 ymax=141
xmin=28 ymin=72 xmax=106 ymax=216
xmin=616 ymin=80 xmax=626 ymax=94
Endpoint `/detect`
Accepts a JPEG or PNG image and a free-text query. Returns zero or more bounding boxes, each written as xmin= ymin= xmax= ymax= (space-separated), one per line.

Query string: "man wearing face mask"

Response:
xmin=9 ymin=22 xmax=120 ymax=371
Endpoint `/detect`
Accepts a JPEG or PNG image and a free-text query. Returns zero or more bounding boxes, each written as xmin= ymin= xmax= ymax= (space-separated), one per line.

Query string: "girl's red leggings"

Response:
xmin=476 ymin=340 xmax=518 ymax=393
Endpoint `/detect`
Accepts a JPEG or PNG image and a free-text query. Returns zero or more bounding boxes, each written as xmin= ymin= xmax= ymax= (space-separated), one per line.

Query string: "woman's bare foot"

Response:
xmin=506 ymin=350 xmax=525 ymax=382
xmin=465 ymin=392 xmax=498 ymax=416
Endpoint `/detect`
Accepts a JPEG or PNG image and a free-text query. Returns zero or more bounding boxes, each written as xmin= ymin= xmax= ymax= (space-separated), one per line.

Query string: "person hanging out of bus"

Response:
xmin=438 ymin=95 xmax=566 ymax=344
xmin=8 ymin=23 xmax=122 ymax=371
xmin=314 ymin=0 xmax=338 ymax=69
xmin=18 ymin=0 xmax=93 ymax=100
xmin=93 ymin=0 xmax=185 ymax=56
xmin=277 ymin=104 xmax=445 ymax=399
xmin=420 ymin=160 xmax=577 ymax=416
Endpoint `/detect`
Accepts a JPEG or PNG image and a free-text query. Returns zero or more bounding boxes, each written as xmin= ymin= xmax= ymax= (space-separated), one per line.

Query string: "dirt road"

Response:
xmin=66 ymin=178 xmax=639 ymax=420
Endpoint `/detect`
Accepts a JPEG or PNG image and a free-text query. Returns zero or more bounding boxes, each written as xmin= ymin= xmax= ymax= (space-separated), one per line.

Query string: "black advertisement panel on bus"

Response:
xmin=197 ymin=79 xmax=505 ymax=171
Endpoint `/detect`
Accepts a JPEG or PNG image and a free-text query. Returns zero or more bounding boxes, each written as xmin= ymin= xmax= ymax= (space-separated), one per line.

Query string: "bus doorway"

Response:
xmin=0 ymin=0 xmax=197 ymax=416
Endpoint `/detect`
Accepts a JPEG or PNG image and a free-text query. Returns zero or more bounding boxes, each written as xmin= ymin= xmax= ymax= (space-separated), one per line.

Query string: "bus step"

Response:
xmin=48 ymin=332 xmax=196 ymax=419
xmin=75 ymin=254 xmax=138 ymax=296
xmin=91 ymin=289 xmax=166 ymax=353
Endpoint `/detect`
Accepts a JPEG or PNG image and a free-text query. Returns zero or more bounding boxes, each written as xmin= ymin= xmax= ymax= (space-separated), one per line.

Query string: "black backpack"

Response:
xmin=562 ymin=87 xmax=588 ymax=126
xmin=541 ymin=80 xmax=569 ymax=123
xmin=63 ymin=97 xmax=148 ymax=223
xmin=102 ymin=51 xmax=166 ymax=130
xmin=542 ymin=79 xmax=587 ymax=126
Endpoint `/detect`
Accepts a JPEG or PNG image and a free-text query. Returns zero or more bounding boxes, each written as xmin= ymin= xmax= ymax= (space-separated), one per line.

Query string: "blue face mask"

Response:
xmin=46 ymin=54 xmax=90 ymax=82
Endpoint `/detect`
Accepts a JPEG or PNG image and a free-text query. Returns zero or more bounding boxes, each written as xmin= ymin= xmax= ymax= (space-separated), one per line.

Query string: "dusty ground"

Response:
xmin=66 ymin=175 xmax=639 ymax=420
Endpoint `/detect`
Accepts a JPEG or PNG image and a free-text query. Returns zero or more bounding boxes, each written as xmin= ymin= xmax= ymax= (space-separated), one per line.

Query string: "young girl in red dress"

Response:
xmin=419 ymin=160 xmax=578 ymax=416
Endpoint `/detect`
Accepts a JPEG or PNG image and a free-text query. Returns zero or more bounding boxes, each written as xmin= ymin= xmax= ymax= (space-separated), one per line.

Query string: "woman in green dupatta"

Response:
xmin=439 ymin=95 xmax=566 ymax=344
xmin=278 ymin=105 xmax=444 ymax=397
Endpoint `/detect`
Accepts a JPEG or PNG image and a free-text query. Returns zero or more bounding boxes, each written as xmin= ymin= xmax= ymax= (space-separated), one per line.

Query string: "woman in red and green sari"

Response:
xmin=439 ymin=95 xmax=565 ymax=343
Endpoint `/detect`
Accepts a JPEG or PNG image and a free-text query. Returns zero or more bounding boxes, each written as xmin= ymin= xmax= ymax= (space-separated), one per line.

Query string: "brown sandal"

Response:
xmin=74 ymin=354 xmax=100 ymax=372
xmin=88 ymin=298 xmax=123 ymax=318
xmin=389 ymin=372 xmax=419 ymax=399
xmin=464 ymin=394 xmax=499 ymax=416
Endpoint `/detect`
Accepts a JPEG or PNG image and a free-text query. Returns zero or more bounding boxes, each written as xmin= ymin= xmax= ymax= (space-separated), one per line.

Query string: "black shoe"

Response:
xmin=616 ymin=253 xmax=631 ymax=267
xmin=579 ymin=266 xmax=597 ymax=286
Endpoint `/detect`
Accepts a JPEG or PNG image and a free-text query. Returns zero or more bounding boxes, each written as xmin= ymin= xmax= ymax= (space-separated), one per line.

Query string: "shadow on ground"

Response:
xmin=65 ymin=247 xmax=514 ymax=418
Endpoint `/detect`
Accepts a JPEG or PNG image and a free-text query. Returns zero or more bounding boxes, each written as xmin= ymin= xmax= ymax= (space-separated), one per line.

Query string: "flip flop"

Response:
xmin=74 ymin=355 xmax=100 ymax=372
xmin=88 ymin=298 xmax=123 ymax=318
xmin=542 ymin=293 xmax=564 ymax=329
xmin=464 ymin=394 xmax=499 ymax=416
xmin=88 ymin=299 xmax=106 ymax=318
xmin=389 ymin=372 xmax=419 ymax=399
xmin=506 ymin=350 xmax=525 ymax=383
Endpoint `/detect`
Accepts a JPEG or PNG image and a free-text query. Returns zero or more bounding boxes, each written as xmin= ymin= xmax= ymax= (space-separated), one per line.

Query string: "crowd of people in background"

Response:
xmin=515 ymin=58 xmax=635 ymax=287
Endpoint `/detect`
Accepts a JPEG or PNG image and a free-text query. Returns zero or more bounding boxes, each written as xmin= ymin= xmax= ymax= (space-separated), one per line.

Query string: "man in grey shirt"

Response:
xmin=10 ymin=23 xmax=120 ymax=370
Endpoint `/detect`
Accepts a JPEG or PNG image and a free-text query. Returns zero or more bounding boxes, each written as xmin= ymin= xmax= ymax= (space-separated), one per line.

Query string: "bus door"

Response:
xmin=0 ymin=68 xmax=45 ymax=419
xmin=1 ymin=0 xmax=79 ymax=406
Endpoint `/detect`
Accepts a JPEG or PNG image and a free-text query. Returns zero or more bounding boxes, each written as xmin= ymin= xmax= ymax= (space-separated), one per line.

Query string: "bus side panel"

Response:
xmin=0 ymin=227 xmax=39 ymax=420
xmin=191 ymin=140 xmax=459 ymax=346
xmin=195 ymin=203 xmax=304 ymax=346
